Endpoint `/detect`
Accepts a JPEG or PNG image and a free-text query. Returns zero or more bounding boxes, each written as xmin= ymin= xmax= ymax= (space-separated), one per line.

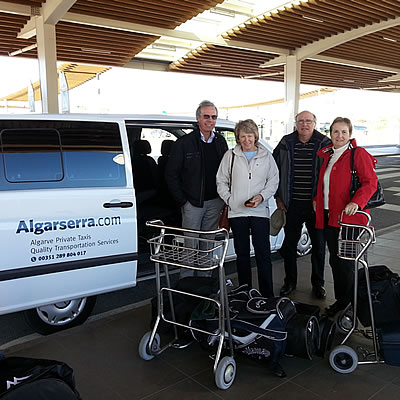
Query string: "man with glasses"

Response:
xmin=166 ymin=100 xmax=228 ymax=272
xmin=273 ymin=111 xmax=331 ymax=299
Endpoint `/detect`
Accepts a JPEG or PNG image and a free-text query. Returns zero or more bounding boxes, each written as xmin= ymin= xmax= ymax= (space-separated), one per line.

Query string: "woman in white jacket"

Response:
xmin=217 ymin=119 xmax=279 ymax=297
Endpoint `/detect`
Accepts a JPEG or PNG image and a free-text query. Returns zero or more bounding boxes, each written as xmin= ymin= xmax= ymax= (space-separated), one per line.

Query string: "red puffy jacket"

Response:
xmin=314 ymin=139 xmax=378 ymax=229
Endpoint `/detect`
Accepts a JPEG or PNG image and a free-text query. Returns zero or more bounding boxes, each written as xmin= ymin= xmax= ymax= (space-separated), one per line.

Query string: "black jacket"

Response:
xmin=166 ymin=128 xmax=228 ymax=207
xmin=272 ymin=129 xmax=331 ymax=208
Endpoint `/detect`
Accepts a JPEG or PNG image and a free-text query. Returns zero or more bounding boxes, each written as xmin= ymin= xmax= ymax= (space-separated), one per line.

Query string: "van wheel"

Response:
xmin=23 ymin=296 xmax=96 ymax=335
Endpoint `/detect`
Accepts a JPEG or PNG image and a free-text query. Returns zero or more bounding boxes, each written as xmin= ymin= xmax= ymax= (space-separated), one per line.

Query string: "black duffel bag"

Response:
xmin=0 ymin=356 xmax=81 ymax=399
xmin=357 ymin=265 xmax=400 ymax=327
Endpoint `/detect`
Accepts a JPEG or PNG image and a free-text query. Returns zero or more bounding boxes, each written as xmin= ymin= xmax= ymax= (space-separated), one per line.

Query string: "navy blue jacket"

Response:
xmin=166 ymin=128 xmax=228 ymax=207
xmin=272 ymin=130 xmax=331 ymax=208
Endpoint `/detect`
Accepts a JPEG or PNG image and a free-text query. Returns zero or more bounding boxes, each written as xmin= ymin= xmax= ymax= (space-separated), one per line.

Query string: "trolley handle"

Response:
xmin=146 ymin=219 xmax=229 ymax=239
xmin=338 ymin=210 xmax=375 ymax=246
xmin=338 ymin=210 xmax=371 ymax=228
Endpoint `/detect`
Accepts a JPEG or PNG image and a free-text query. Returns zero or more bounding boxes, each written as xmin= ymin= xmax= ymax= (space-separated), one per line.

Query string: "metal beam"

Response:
xmin=284 ymin=55 xmax=300 ymax=134
xmin=380 ymin=74 xmax=400 ymax=83
xmin=297 ymin=16 xmax=400 ymax=61
xmin=260 ymin=54 xmax=289 ymax=68
xmin=61 ymin=12 xmax=289 ymax=55
xmin=0 ymin=1 xmax=30 ymax=15
xmin=310 ymin=55 xmax=400 ymax=75
xmin=18 ymin=0 xmax=77 ymax=39
xmin=36 ymin=16 xmax=59 ymax=113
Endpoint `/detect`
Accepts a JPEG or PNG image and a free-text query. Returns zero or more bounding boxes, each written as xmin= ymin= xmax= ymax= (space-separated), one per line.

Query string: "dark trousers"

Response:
xmin=282 ymin=200 xmax=325 ymax=288
xmin=230 ymin=216 xmax=274 ymax=298
xmin=324 ymin=211 xmax=354 ymax=307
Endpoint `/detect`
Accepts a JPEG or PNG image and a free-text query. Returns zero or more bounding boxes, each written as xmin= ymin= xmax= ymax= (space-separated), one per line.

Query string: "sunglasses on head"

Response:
xmin=201 ymin=114 xmax=218 ymax=120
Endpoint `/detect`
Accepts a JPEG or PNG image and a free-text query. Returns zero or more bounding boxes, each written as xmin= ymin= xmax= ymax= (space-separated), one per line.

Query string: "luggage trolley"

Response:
xmin=329 ymin=210 xmax=383 ymax=374
xmin=138 ymin=220 xmax=236 ymax=390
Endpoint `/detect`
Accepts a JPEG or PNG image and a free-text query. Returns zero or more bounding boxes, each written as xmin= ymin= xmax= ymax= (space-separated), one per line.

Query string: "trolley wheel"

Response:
xmin=215 ymin=356 xmax=236 ymax=390
xmin=329 ymin=345 xmax=358 ymax=374
xmin=138 ymin=331 xmax=161 ymax=361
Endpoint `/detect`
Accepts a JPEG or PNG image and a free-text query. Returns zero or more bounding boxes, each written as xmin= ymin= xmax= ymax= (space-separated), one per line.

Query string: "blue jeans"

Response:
xmin=230 ymin=216 xmax=274 ymax=298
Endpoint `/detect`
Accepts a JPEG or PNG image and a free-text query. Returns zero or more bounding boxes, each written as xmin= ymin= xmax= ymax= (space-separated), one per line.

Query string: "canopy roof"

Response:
xmin=0 ymin=0 xmax=399 ymax=92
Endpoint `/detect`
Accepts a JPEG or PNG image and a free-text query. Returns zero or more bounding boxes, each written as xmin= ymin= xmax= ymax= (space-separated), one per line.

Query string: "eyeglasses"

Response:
xmin=296 ymin=119 xmax=315 ymax=124
xmin=201 ymin=114 xmax=218 ymax=120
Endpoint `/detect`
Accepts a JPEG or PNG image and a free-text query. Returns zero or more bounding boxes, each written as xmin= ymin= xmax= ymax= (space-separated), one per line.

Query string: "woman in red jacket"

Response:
xmin=314 ymin=117 xmax=378 ymax=317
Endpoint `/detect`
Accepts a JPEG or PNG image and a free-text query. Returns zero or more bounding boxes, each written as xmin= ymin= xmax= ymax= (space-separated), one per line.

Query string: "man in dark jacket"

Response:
xmin=166 ymin=100 xmax=228 ymax=241
xmin=273 ymin=111 xmax=331 ymax=299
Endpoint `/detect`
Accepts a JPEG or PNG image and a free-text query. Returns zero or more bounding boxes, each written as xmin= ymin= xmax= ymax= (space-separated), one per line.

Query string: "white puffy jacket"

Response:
xmin=216 ymin=144 xmax=279 ymax=219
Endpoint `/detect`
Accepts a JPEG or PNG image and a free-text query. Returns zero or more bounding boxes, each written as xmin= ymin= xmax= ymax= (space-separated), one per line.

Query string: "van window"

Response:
xmin=141 ymin=128 xmax=176 ymax=159
xmin=0 ymin=120 xmax=126 ymax=190
xmin=2 ymin=129 xmax=63 ymax=182
xmin=218 ymin=129 xmax=236 ymax=149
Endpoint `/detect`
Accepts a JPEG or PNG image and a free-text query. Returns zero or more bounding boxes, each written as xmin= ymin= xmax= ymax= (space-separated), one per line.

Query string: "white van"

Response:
xmin=0 ymin=114 xmax=310 ymax=335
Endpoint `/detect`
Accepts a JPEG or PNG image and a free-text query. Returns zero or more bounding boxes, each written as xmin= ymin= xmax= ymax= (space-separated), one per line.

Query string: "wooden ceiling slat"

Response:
xmin=236 ymin=19 xmax=335 ymax=39
xmin=327 ymin=0 xmax=390 ymax=21
xmin=272 ymin=6 xmax=351 ymax=33
xmin=303 ymin=1 xmax=378 ymax=25
xmin=343 ymin=0 xmax=400 ymax=17
xmin=71 ymin=4 xmax=189 ymax=24
xmin=76 ymin=0 xmax=212 ymax=17
xmin=56 ymin=25 xmax=158 ymax=43
xmin=335 ymin=0 xmax=388 ymax=23
xmin=291 ymin=3 xmax=373 ymax=26
xmin=56 ymin=42 xmax=146 ymax=55
xmin=226 ymin=33 xmax=298 ymax=50
xmin=232 ymin=27 xmax=322 ymax=46
xmin=380 ymin=0 xmax=400 ymax=11
xmin=68 ymin=8 xmax=182 ymax=29
xmin=3 ymin=0 xmax=44 ymax=6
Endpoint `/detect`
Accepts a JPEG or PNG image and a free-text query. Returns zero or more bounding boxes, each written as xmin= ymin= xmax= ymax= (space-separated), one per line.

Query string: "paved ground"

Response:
xmin=2 ymin=225 xmax=400 ymax=399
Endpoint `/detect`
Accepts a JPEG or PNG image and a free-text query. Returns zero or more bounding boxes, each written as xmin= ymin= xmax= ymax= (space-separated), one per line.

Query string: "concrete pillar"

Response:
xmin=35 ymin=15 xmax=58 ymax=113
xmin=284 ymin=55 xmax=301 ymax=133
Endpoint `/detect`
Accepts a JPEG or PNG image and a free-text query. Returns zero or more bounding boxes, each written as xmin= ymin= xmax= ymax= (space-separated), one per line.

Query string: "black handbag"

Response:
xmin=349 ymin=147 xmax=385 ymax=209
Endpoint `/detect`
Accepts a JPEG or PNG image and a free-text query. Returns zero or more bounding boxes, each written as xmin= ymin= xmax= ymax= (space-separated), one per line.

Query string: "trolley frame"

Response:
xmin=335 ymin=210 xmax=384 ymax=367
xmin=143 ymin=219 xmax=234 ymax=377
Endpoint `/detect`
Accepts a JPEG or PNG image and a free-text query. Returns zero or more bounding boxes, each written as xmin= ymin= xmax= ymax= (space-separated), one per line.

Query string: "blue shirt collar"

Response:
xmin=200 ymin=130 xmax=215 ymax=143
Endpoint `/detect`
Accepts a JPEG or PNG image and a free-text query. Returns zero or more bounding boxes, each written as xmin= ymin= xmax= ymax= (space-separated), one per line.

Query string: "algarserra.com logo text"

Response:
xmin=16 ymin=216 xmax=121 ymax=235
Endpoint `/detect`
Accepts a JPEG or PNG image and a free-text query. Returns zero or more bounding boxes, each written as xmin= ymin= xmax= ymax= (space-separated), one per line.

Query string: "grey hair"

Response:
xmin=295 ymin=110 xmax=317 ymax=123
xmin=234 ymin=119 xmax=259 ymax=144
xmin=330 ymin=117 xmax=353 ymax=135
xmin=196 ymin=100 xmax=218 ymax=119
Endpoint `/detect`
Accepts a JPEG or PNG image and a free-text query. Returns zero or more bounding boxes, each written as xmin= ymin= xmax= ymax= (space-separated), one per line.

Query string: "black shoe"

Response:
xmin=325 ymin=301 xmax=345 ymax=318
xmin=280 ymin=283 xmax=296 ymax=297
xmin=313 ymin=286 xmax=327 ymax=299
xmin=271 ymin=362 xmax=286 ymax=378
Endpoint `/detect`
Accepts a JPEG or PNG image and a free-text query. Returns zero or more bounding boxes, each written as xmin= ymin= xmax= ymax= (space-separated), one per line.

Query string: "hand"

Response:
xmin=344 ymin=202 xmax=359 ymax=216
xmin=312 ymin=200 xmax=316 ymax=212
xmin=276 ymin=197 xmax=287 ymax=212
xmin=251 ymin=194 xmax=263 ymax=208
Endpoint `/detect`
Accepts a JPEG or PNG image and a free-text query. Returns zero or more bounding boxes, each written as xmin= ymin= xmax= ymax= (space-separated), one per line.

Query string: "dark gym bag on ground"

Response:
xmin=0 ymin=356 xmax=81 ymax=399
xmin=357 ymin=265 xmax=400 ymax=327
